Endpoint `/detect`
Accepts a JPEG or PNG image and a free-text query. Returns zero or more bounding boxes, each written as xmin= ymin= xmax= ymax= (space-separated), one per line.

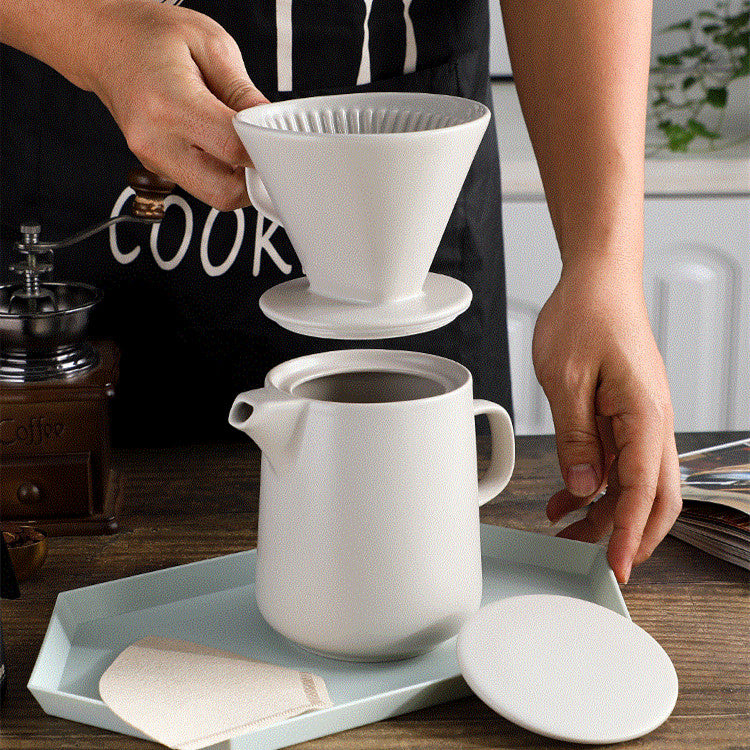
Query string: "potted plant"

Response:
xmin=647 ymin=0 xmax=749 ymax=154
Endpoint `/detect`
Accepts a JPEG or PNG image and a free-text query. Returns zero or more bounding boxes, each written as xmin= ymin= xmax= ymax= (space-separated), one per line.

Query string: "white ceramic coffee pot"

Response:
xmin=229 ymin=349 xmax=514 ymax=661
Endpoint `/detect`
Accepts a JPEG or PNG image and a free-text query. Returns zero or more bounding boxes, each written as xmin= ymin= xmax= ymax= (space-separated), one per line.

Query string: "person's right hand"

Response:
xmin=77 ymin=0 xmax=269 ymax=210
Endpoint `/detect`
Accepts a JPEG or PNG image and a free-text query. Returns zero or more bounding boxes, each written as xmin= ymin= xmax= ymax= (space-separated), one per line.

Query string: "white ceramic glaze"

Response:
xmin=457 ymin=595 xmax=679 ymax=744
xmin=233 ymin=93 xmax=490 ymax=305
xmin=228 ymin=349 xmax=514 ymax=661
xmin=258 ymin=273 xmax=472 ymax=339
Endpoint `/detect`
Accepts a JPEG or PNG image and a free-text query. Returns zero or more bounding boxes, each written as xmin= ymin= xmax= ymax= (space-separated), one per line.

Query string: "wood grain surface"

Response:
xmin=2 ymin=432 xmax=748 ymax=750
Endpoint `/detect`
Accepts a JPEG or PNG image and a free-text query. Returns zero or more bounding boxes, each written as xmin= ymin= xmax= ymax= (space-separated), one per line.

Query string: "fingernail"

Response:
xmin=621 ymin=562 xmax=632 ymax=585
xmin=567 ymin=464 xmax=599 ymax=497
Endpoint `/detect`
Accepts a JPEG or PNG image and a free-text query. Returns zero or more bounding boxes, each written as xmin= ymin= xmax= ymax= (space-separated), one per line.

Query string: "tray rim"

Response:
xmin=28 ymin=524 xmax=627 ymax=749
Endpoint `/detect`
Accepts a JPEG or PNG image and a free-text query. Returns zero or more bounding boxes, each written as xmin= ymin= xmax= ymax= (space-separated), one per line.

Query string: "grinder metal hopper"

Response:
xmin=0 ymin=169 xmax=174 ymax=382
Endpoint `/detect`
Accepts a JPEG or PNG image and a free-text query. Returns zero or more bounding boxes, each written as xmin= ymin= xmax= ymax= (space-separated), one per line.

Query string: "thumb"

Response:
xmin=185 ymin=30 xmax=269 ymax=167
xmin=546 ymin=383 xmax=605 ymax=499
xmin=215 ymin=75 xmax=269 ymax=113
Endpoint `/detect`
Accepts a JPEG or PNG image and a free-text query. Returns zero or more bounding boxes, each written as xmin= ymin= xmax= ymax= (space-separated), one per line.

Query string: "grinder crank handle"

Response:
xmin=18 ymin=167 xmax=176 ymax=252
xmin=474 ymin=400 xmax=515 ymax=506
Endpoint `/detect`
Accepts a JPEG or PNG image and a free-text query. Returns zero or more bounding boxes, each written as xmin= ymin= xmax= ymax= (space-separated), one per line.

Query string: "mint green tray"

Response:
xmin=29 ymin=524 xmax=627 ymax=749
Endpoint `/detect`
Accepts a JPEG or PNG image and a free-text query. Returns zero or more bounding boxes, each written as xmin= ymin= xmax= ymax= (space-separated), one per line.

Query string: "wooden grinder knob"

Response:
xmin=127 ymin=167 xmax=176 ymax=220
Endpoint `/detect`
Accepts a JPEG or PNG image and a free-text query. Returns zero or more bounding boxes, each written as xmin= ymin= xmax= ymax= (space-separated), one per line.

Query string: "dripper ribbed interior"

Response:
xmin=259 ymin=107 xmax=475 ymax=134
xmin=238 ymin=93 xmax=489 ymax=135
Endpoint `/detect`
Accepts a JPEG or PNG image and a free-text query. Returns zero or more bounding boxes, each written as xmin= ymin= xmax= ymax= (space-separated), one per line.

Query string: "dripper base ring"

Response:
xmin=259 ymin=272 xmax=473 ymax=339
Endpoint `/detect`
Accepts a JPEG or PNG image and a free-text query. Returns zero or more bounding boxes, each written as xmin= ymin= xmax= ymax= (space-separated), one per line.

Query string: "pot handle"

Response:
xmin=474 ymin=400 xmax=515 ymax=506
xmin=245 ymin=167 xmax=284 ymax=225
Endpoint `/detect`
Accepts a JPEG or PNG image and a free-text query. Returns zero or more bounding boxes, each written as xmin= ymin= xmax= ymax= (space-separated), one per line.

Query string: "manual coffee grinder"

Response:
xmin=0 ymin=168 xmax=174 ymax=534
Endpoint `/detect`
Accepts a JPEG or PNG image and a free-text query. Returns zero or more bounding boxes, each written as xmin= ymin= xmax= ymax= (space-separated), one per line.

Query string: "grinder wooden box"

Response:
xmin=1 ymin=342 xmax=120 ymax=534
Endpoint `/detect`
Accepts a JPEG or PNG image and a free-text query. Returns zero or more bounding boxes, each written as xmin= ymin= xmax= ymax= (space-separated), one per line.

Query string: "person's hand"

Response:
xmin=76 ymin=0 xmax=268 ymax=209
xmin=532 ymin=258 xmax=682 ymax=584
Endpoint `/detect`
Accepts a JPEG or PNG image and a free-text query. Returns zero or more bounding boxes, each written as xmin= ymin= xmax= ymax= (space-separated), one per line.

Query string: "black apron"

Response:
xmin=1 ymin=0 xmax=512 ymax=445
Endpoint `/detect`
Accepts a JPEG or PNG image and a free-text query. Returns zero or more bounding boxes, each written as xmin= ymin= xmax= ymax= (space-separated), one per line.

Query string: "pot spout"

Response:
xmin=228 ymin=388 xmax=307 ymax=474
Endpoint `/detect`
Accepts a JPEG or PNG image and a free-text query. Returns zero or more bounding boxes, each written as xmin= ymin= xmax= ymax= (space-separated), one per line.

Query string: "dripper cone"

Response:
xmin=234 ymin=93 xmax=490 ymax=309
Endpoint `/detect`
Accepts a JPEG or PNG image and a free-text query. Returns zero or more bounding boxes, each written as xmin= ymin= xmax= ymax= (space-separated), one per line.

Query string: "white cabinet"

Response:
xmin=502 ymin=201 xmax=558 ymax=436
xmin=503 ymin=196 xmax=750 ymax=434
xmin=643 ymin=197 xmax=749 ymax=431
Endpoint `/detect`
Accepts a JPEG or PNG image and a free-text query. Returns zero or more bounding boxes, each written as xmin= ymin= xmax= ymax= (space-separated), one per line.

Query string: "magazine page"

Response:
xmin=678 ymin=438 xmax=750 ymax=514
xmin=669 ymin=525 xmax=750 ymax=571
xmin=677 ymin=502 xmax=750 ymax=541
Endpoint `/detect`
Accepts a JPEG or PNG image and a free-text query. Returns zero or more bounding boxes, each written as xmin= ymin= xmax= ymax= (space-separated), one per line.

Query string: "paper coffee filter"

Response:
xmin=99 ymin=637 xmax=332 ymax=750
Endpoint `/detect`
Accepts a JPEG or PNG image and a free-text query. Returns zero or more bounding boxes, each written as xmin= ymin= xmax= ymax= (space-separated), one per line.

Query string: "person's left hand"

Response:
xmin=531 ymin=257 xmax=682 ymax=584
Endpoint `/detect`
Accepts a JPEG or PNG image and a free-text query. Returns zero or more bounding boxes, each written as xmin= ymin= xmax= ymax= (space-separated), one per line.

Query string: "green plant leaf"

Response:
xmin=714 ymin=29 xmax=749 ymax=49
xmin=658 ymin=121 xmax=696 ymax=151
xmin=657 ymin=53 xmax=684 ymax=66
xmin=706 ymin=87 xmax=728 ymax=107
xmin=682 ymin=44 xmax=708 ymax=57
xmin=725 ymin=10 xmax=749 ymax=29
xmin=662 ymin=19 xmax=693 ymax=33
xmin=649 ymin=2 xmax=748 ymax=143
xmin=687 ymin=118 xmax=721 ymax=139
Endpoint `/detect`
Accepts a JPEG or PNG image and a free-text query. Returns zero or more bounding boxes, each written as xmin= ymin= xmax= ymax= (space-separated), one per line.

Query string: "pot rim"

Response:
xmin=264 ymin=348 xmax=473 ymax=408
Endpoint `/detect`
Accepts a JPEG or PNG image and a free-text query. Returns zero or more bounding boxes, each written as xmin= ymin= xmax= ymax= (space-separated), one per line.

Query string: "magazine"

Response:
xmin=669 ymin=437 xmax=750 ymax=571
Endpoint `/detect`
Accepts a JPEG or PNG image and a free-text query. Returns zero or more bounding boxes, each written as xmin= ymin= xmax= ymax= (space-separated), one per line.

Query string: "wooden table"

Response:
xmin=2 ymin=432 xmax=748 ymax=749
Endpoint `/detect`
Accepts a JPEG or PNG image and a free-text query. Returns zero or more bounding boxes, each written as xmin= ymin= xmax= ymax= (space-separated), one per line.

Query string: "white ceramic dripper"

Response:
xmin=233 ymin=92 xmax=490 ymax=308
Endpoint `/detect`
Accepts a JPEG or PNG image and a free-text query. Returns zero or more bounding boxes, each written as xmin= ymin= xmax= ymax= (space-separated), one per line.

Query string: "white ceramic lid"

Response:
xmin=258 ymin=272 xmax=472 ymax=339
xmin=456 ymin=594 xmax=678 ymax=744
